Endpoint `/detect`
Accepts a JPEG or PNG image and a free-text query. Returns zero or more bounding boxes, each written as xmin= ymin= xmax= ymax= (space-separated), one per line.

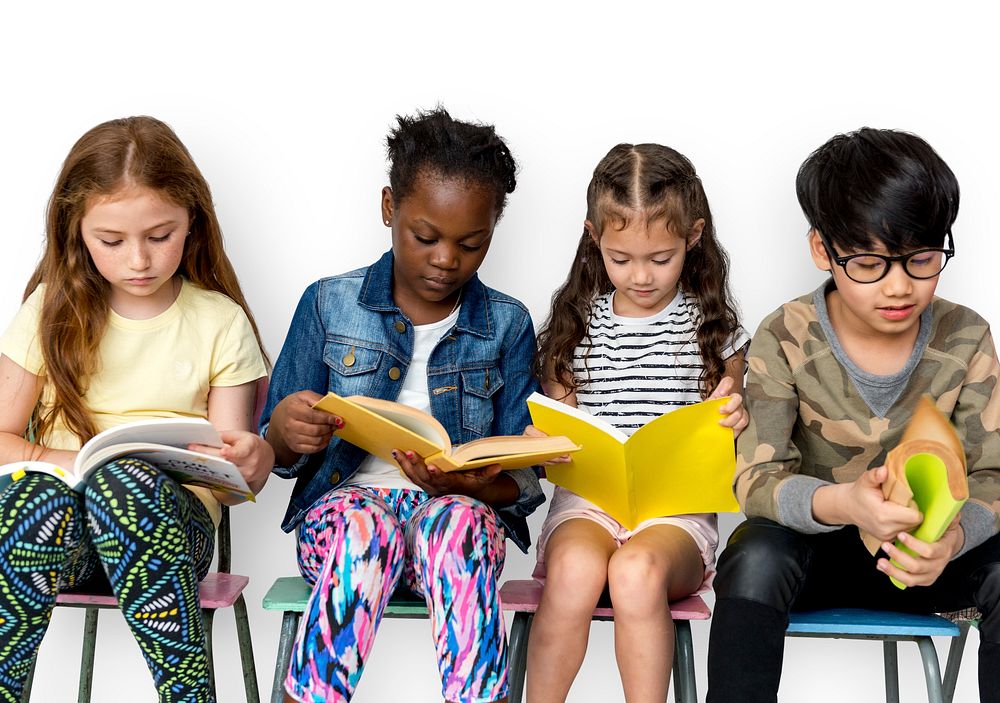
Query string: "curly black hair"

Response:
xmin=386 ymin=106 xmax=518 ymax=214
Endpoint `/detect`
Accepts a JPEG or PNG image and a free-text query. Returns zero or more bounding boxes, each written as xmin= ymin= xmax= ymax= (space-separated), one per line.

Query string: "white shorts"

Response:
xmin=534 ymin=486 xmax=720 ymax=596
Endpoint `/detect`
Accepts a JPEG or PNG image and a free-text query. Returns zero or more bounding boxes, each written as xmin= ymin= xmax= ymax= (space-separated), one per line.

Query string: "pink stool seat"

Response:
xmin=499 ymin=578 xmax=711 ymax=620
xmin=55 ymin=572 xmax=250 ymax=610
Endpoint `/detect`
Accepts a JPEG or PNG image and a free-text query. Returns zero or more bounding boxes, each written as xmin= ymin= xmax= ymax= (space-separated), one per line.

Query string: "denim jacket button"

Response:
xmin=329 ymin=471 xmax=341 ymax=484
xmin=394 ymin=320 xmax=406 ymax=333
xmin=388 ymin=367 xmax=401 ymax=380
xmin=342 ymin=352 xmax=356 ymax=367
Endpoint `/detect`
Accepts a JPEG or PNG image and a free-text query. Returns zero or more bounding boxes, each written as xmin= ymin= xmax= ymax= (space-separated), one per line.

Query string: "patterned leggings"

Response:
xmin=0 ymin=459 xmax=215 ymax=703
xmin=288 ymin=487 xmax=508 ymax=703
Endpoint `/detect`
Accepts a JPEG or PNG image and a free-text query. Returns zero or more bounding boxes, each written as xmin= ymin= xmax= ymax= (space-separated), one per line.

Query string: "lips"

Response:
xmin=877 ymin=304 xmax=915 ymax=321
xmin=424 ymin=276 xmax=456 ymax=290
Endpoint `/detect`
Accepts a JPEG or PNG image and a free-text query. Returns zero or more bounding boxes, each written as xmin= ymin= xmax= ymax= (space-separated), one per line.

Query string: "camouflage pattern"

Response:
xmin=735 ymin=286 xmax=1000 ymax=545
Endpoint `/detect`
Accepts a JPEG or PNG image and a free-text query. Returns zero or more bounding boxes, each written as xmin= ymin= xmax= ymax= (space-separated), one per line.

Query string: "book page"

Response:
xmin=313 ymin=393 xmax=448 ymax=465
xmin=445 ymin=434 xmax=580 ymax=472
xmin=626 ymin=398 xmax=739 ymax=525
xmin=76 ymin=418 xmax=221 ymax=476
xmin=527 ymin=393 xmax=632 ymax=526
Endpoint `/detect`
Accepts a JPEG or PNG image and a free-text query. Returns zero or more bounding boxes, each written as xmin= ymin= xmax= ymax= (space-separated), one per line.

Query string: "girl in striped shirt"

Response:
xmin=527 ymin=143 xmax=749 ymax=702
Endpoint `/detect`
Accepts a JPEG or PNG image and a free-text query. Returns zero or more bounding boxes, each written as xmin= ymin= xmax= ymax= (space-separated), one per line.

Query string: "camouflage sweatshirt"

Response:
xmin=735 ymin=285 xmax=1000 ymax=554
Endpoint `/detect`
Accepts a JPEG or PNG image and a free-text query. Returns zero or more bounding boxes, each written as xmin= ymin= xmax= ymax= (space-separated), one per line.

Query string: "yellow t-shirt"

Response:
xmin=0 ymin=278 xmax=267 ymax=527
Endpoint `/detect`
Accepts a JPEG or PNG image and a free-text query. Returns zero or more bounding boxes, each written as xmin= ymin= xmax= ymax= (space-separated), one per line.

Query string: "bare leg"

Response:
xmin=526 ymin=519 xmax=618 ymax=703
xmin=607 ymin=525 xmax=704 ymax=703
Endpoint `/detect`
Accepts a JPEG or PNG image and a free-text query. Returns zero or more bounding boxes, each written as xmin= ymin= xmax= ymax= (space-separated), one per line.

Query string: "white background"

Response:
xmin=2 ymin=1 xmax=998 ymax=700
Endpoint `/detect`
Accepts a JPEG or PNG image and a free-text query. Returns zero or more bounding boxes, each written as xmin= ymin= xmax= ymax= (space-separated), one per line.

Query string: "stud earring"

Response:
xmin=384 ymin=219 xmax=391 ymax=225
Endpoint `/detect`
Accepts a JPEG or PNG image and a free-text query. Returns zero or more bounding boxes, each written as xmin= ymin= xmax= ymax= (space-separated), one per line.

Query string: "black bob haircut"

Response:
xmin=796 ymin=127 xmax=959 ymax=253
xmin=386 ymin=106 xmax=518 ymax=215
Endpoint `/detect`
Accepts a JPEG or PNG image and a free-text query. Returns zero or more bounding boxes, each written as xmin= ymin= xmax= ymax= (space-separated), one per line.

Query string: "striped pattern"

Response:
xmin=575 ymin=290 xmax=746 ymax=433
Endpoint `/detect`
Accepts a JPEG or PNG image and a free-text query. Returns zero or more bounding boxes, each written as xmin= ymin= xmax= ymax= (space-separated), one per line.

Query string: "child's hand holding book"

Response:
xmin=875 ymin=514 xmax=965 ymax=588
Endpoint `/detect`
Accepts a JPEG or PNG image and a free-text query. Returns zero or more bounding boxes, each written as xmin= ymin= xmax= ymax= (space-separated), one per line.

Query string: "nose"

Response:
xmin=430 ymin=242 xmax=459 ymax=271
xmin=128 ymin=241 xmax=151 ymax=271
xmin=632 ymin=261 xmax=654 ymax=286
xmin=881 ymin=260 xmax=912 ymax=295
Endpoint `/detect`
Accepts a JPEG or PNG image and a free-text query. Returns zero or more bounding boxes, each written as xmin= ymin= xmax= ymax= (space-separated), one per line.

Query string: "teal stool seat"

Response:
xmin=786 ymin=609 xmax=962 ymax=703
xmin=262 ymin=576 xmax=429 ymax=703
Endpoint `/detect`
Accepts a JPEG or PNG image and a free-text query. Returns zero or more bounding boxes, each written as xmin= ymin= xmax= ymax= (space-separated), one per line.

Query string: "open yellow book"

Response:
xmin=312 ymin=392 xmax=579 ymax=472
xmin=526 ymin=392 xmax=739 ymax=529
xmin=859 ymin=395 xmax=968 ymax=589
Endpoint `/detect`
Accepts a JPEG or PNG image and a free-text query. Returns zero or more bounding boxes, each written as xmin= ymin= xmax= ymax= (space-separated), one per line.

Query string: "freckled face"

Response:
xmin=80 ymin=186 xmax=189 ymax=318
xmin=382 ymin=173 xmax=498 ymax=321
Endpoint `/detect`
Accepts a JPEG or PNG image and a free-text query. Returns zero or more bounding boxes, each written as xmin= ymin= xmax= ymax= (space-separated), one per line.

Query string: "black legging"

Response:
xmin=707 ymin=517 xmax=1000 ymax=703
xmin=0 ymin=459 xmax=215 ymax=703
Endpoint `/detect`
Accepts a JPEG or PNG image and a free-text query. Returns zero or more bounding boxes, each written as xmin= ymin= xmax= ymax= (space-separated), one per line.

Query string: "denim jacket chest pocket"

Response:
xmin=460 ymin=366 xmax=505 ymax=438
xmin=323 ymin=338 xmax=385 ymax=397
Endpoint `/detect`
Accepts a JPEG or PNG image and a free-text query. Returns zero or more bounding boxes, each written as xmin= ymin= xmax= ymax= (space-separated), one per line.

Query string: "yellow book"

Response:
xmin=859 ymin=395 xmax=968 ymax=589
xmin=312 ymin=392 xmax=579 ymax=472
xmin=526 ymin=392 xmax=739 ymax=529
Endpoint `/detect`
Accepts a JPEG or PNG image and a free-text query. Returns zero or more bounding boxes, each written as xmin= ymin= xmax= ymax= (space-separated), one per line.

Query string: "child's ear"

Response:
xmin=808 ymin=229 xmax=833 ymax=272
xmin=381 ymin=187 xmax=394 ymax=227
xmin=585 ymin=220 xmax=599 ymax=246
xmin=686 ymin=218 xmax=706 ymax=251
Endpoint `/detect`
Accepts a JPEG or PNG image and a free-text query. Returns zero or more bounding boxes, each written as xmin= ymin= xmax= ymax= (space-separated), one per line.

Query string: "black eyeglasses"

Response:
xmin=818 ymin=230 xmax=955 ymax=284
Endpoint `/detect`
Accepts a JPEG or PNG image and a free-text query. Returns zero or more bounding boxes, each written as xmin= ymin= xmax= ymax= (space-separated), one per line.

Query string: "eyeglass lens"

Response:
xmin=845 ymin=250 xmax=948 ymax=282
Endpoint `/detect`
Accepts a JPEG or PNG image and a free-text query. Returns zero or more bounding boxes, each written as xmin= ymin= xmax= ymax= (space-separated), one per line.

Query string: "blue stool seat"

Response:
xmin=786 ymin=609 xmax=961 ymax=703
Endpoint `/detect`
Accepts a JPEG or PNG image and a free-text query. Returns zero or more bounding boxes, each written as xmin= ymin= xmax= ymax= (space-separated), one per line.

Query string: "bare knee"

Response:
xmin=543 ymin=540 xmax=610 ymax=614
xmin=607 ymin=547 xmax=669 ymax=611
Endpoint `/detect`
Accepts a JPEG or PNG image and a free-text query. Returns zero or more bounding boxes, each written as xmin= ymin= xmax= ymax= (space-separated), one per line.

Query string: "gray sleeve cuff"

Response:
xmin=776 ymin=475 xmax=842 ymax=534
xmin=955 ymin=501 xmax=999 ymax=558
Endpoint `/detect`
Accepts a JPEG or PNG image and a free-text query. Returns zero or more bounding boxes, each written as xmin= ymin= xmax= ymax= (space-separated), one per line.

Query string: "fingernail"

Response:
xmin=391 ymin=450 xmax=398 ymax=459
xmin=405 ymin=451 xmax=414 ymax=460
xmin=334 ymin=417 xmax=344 ymax=428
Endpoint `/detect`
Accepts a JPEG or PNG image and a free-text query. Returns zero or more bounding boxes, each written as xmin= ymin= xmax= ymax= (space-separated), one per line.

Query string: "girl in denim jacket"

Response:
xmin=261 ymin=107 xmax=544 ymax=703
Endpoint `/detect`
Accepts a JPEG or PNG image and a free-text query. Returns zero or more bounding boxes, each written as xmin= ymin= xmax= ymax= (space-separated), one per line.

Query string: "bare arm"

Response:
xmin=205 ymin=380 xmax=275 ymax=503
xmin=0 ymin=354 xmax=77 ymax=468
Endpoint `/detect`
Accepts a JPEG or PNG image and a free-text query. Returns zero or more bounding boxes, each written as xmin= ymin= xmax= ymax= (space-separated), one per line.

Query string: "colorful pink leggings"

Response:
xmin=287 ymin=487 xmax=508 ymax=703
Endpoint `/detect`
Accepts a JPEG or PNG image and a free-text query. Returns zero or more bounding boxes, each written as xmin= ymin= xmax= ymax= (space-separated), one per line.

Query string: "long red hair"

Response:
xmin=24 ymin=116 xmax=267 ymax=445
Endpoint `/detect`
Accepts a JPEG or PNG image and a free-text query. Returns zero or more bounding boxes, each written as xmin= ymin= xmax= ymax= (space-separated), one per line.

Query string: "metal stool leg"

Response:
xmin=271 ymin=612 xmax=300 ymax=703
xmin=233 ymin=594 xmax=260 ymax=703
xmin=202 ymin=608 xmax=217 ymax=699
xmin=78 ymin=608 xmax=99 ymax=703
xmin=915 ymin=636 xmax=945 ymax=703
xmin=672 ymin=620 xmax=696 ymax=703
xmin=507 ymin=612 xmax=532 ymax=703
xmin=882 ymin=640 xmax=899 ymax=703
xmin=20 ymin=652 xmax=38 ymax=703
xmin=942 ymin=623 xmax=970 ymax=703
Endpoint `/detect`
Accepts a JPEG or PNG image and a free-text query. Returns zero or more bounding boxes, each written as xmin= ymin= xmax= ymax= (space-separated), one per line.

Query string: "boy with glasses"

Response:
xmin=707 ymin=128 xmax=1000 ymax=702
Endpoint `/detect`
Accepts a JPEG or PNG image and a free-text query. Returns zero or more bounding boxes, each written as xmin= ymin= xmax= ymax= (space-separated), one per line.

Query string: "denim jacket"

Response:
xmin=261 ymin=251 xmax=545 ymax=552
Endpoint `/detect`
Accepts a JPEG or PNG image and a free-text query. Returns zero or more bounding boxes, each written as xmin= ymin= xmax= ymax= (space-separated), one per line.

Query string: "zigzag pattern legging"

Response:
xmin=287 ymin=487 xmax=508 ymax=703
xmin=0 ymin=459 xmax=215 ymax=703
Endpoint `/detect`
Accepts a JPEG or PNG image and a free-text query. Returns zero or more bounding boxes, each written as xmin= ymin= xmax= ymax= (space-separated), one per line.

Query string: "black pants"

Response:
xmin=706 ymin=518 xmax=1000 ymax=702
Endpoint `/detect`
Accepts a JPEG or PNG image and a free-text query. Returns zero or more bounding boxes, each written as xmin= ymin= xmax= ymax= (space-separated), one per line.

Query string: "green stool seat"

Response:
xmin=262 ymin=576 xmax=429 ymax=703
